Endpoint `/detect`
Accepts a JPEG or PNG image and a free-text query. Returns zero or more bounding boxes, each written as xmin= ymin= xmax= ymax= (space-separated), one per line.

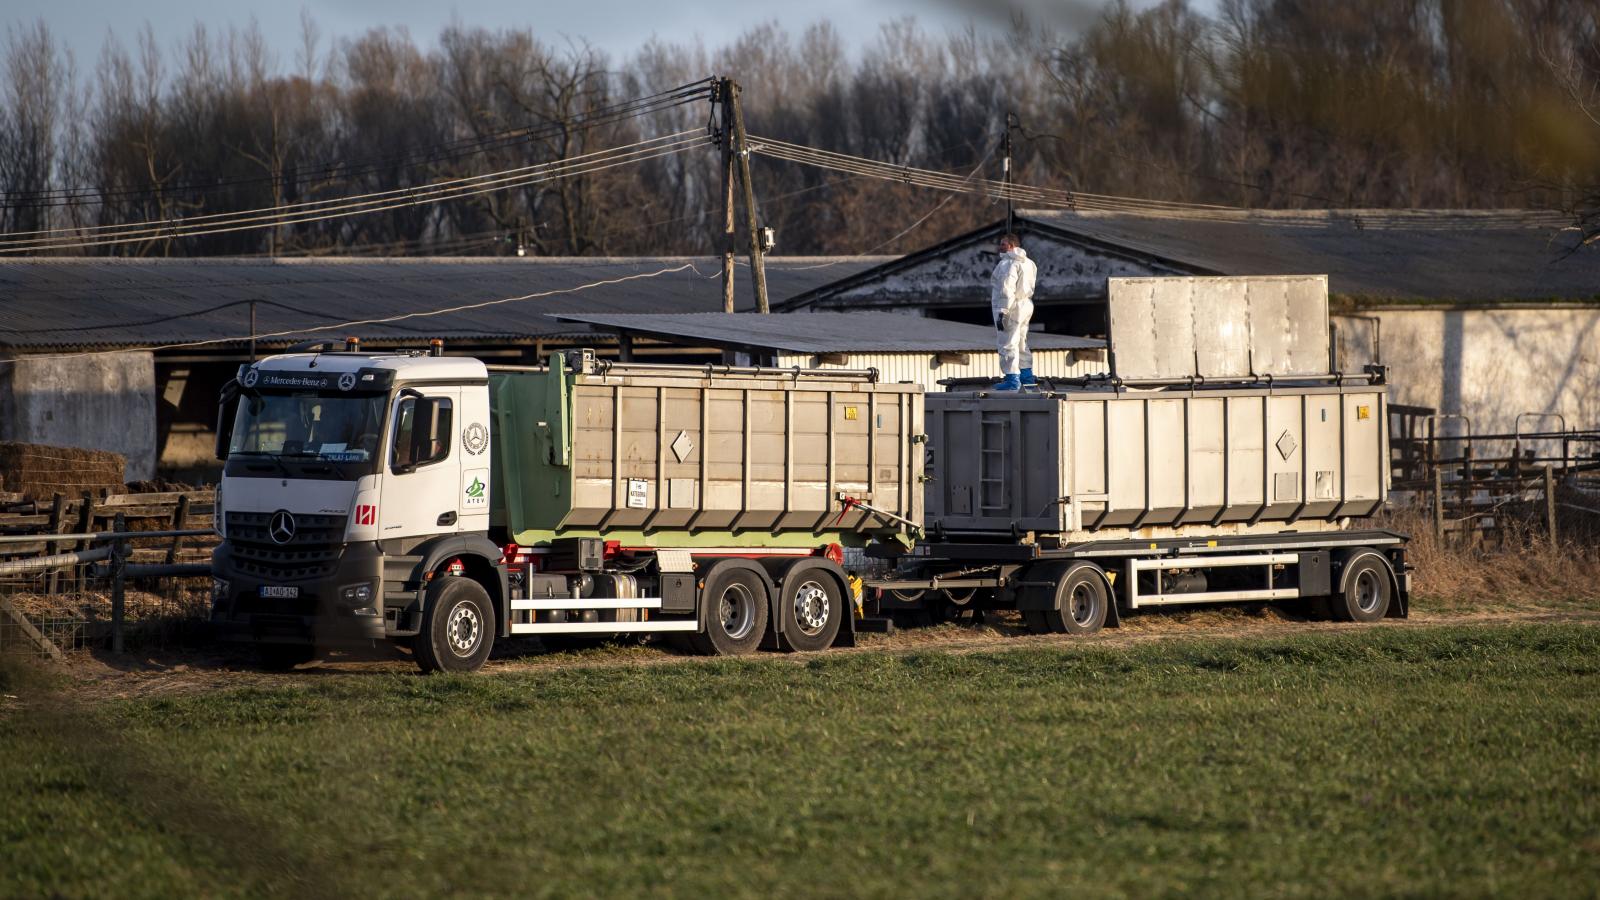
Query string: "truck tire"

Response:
xmin=257 ymin=643 xmax=316 ymax=671
xmin=1333 ymin=554 xmax=1391 ymax=623
xmin=414 ymin=577 xmax=496 ymax=673
xmin=1043 ymin=564 xmax=1109 ymax=635
xmin=780 ymin=565 xmax=843 ymax=652
xmin=687 ymin=568 xmax=769 ymax=656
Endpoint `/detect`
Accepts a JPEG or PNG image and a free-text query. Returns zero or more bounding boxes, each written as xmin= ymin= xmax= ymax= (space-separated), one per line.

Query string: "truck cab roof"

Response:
xmin=244 ymin=351 xmax=489 ymax=388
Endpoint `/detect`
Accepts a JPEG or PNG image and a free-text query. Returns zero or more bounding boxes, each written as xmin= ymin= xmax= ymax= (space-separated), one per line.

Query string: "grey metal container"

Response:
xmin=491 ymin=353 xmax=924 ymax=546
xmin=924 ymin=382 xmax=1389 ymax=538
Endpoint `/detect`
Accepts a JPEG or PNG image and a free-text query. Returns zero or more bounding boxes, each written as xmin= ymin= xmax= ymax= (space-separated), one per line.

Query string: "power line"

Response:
xmin=0 ymin=134 xmax=709 ymax=253
xmin=1 ymin=130 xmax=703 ymax=245
xmin=0 ymin=79 xmax=715 ymax=211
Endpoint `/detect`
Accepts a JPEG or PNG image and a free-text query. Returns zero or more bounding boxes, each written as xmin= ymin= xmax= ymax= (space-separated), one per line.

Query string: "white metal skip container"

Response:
xmin=924 ymin=381 xmax=1389 ymax=538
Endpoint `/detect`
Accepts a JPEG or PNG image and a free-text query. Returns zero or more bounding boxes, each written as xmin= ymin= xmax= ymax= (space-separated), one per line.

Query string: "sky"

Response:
xmin=2 ymin=0 xmax=1081 ymax=69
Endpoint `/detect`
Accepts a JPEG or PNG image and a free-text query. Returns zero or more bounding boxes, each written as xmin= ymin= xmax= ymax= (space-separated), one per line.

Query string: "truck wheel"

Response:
xmin=782 ymin=570 xmax=842 ymax=652
xmin=257 ymin=643 xmax=316 ymax=671
xmin=1044 ymin=565 xmax=1109 ymax=635
xmin=414 ymin=577 xmax=496 ymax=673
xmin=687 ymin=568 xmax=769 ymax=656
xmin=1333 ymin=554 xmax=1391 ymax=623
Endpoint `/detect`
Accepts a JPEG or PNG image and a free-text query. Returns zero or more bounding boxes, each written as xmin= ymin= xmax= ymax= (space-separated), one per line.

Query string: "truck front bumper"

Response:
xmin=209 ymin=541 xmax=390 ymax=647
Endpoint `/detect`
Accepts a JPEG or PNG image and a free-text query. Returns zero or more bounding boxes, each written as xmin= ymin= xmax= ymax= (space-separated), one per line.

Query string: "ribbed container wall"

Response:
xmin=925 ymin=385 xmax=1389 ymax=536
xmin=492 ymin=366 xmax=924 ymax=546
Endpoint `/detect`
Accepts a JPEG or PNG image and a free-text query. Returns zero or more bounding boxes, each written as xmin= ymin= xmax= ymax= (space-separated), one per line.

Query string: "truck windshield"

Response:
xmin=229 ymin=391 xmax=388 ymax=464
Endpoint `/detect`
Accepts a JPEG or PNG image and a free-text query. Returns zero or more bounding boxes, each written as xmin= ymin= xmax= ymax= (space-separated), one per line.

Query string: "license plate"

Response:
xmin=259 ymin=585 xmax=300 ymax=599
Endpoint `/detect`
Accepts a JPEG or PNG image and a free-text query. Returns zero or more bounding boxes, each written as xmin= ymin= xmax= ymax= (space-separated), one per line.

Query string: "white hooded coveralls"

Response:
xmin=990 ymin=246 xmax=1037 ymax=376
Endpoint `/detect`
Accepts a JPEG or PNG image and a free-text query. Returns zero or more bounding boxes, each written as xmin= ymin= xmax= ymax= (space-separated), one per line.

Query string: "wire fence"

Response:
xmin=0 ymin=492 xmax=216 ymax=659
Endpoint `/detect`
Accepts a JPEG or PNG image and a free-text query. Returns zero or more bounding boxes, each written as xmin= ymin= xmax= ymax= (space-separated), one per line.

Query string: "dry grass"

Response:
xmin=1379 ymin=507 xmax=1600 ymax=611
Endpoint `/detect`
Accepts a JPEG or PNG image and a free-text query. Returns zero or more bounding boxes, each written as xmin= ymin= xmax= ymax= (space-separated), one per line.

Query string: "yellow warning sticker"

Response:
xmin=844 ymin=406 xmax=858 ymax=420
xmin=1356 ymin=405 xmax=1370 ymax=420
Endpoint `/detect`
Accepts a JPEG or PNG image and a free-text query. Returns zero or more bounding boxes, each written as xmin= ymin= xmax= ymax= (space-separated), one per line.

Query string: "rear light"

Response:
xmin=822 ymin=543 xmax=844 ymax=566
xmin=603 ymin=540 xmax=621 ymax=559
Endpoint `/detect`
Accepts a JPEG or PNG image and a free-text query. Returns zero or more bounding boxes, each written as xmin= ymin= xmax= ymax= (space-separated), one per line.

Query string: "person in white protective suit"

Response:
xmin=990 ymin=232 xmax=1038 ymax=391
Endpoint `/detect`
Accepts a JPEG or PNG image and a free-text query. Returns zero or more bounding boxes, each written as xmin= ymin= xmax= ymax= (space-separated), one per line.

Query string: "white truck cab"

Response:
xmin=210 ymin=341 xmax=504 ymax=670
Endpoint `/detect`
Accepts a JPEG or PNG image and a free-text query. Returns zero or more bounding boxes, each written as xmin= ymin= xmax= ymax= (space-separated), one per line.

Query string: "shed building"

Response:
xmin=779 ymin=209 xmax=1600 ymax=437
xmin=0 ymin=255 xmax=884 ymax=480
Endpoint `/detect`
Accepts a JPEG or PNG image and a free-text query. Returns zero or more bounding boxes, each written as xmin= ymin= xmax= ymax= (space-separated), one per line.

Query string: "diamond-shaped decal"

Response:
xmin=671 ymin=430 xmax=695 ymax=463
xmin=1275 ymin=430 xmax=1298 ymax=461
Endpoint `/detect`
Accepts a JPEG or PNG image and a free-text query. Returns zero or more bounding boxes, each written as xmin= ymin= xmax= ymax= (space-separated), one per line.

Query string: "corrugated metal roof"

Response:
xmin=0 ymin=255 xmax=889 ymax=350
xmin=547 ymin=311 xmax=1105 ymax=353
xmin=1019 ymin=209 xmax=1600 ymax=302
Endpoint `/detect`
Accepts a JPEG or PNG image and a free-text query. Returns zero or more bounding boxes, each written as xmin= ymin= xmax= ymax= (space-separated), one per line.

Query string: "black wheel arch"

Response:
xmin=696 ymin=558 xmax=776 ymax=637
xmin=759 ymin=557 xmax=857 ymax=650
xmin=1015 ymin=559 xmax=1120 ymax=628
xmin=1334 ymin=547 xmax=1405 ymax=619
xmin=405 ymin=534 xmax=510 ymax=636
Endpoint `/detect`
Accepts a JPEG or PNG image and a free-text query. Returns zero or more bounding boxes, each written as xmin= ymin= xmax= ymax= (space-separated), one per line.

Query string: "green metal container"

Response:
xmin=489 ymin=353 xmax=923 ymax=547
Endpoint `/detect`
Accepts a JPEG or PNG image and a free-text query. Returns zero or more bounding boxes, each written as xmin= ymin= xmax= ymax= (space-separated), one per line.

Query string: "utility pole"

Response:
xmin=719 ymin=79 xmax=737 ymax=314
xmin=727 ymin=79 xmax=770 ymax=314
xmin=1003 ymin=112 xmax=1017 ymax=235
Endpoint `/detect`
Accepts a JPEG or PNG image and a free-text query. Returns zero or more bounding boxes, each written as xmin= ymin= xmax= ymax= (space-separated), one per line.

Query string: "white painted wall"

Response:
xmin=774 ymin=349 xmax=1109 ymax=393
xmin=0 ymin=351 xmax=158 ymax=480
xmin=1333 ymin=307 xmax=1600 ymax=436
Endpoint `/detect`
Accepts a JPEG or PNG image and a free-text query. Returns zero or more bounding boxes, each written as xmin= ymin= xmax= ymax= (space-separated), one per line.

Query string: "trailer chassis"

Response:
xmin=869 ymin=529 xmax=1411 ymax=627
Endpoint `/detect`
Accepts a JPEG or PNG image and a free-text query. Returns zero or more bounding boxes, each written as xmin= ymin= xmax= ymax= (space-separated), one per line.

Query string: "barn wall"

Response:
xmin=1333 ymin=307 xmax=1600 ymax=436
xmin=0 ymin=351 xmax=158 ymax=480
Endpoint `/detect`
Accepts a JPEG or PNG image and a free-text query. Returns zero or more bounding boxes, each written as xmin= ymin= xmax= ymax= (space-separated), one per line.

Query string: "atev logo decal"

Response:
xmin=463 ymin=468 xmax=489 ymax=508
xmin=462 ymin=422 xmax=489 ymax=455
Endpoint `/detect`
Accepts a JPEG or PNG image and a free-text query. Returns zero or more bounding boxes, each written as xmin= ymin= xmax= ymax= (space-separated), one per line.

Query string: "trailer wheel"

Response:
xmin=414 ymin=577 xmax=496 ymax=674
xmin=1044 ymin=565 xmax=1109 ymax=635
xmin=782 ymin=569 xmax=843 ymax=652
xmin=1333 ymin=554 xmax=1392 ymax=623
xmin=687 ymin=568 xmax=769 ymax=656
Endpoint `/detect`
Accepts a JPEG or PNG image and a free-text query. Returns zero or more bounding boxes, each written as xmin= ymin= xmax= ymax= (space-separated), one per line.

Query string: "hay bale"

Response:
xmin=0 ymin=441 xmax=125 ymax=501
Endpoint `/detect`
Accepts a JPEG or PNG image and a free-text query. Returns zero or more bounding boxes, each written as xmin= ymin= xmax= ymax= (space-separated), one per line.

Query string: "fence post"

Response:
xmin=45 ymin=492 xmax=65 ymax=594
xmin=1432 ymin=467 xmax=1445 ymax=543
xmin=111 ymin=512 xmax=127 ymax=654
xmin=1544 ymin=465 xmax=1558 ymax=545
xmin=165 ymin=494 xmax=190 ymax=565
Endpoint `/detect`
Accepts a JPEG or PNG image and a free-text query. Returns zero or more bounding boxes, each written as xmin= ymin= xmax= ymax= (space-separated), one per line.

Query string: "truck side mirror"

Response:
xmin=407 ymin=399 xmax=437 ymax=469
xmin=215 ymin=380 xmax=241 ymax=461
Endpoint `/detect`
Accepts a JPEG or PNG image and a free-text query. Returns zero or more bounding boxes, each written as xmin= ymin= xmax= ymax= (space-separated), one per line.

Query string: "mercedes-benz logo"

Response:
xmin=269 ymin=510 xmax=297 ymax=544
xmin=337 ymin=372 xmax=358 ymax=391
xmin=241 ymin=368 xmax=259 ymax=388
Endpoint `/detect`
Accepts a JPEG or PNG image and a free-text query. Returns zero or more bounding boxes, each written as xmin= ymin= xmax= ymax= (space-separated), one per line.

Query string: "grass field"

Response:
xmin=3 ymin=622 xmax=1598 ymax=898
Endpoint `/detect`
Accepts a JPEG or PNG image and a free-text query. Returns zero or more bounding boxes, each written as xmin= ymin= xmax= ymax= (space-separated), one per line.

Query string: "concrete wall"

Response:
xmin=0 ymin=351 xmax=157 ymax=480
xmin=1333 ymin=307 xmax=1600 ymax=436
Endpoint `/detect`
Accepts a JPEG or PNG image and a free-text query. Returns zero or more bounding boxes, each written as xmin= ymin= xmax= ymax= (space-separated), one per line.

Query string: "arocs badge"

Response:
xmin=463 ymin=422 xmax=489 ymax=455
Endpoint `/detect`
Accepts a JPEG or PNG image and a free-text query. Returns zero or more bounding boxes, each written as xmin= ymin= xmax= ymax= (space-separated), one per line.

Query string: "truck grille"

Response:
xmin=226 ymin=512 xmax=347 ymax=580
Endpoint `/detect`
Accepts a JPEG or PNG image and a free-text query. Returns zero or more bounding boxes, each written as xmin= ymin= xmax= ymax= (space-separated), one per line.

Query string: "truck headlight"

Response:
xmin=339 ymin=582 xmax=376 ymax=612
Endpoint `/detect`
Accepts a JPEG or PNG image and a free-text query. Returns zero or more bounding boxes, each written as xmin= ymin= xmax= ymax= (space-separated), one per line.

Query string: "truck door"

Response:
xmin=378 ymin=388 xmax=463 ymax=541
